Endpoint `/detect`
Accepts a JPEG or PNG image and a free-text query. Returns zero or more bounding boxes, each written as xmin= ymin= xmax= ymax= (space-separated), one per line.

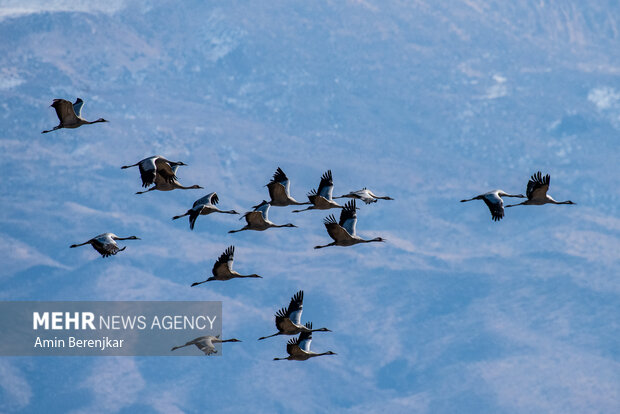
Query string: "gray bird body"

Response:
xmin=42 ymin=98 xmax=108 ymax=133
xmin=273 ymin=323 xmax=336 ymax=361
xmin=69 ymin=233 xmax=140 ymax=258
xmin=191 ymin=246 xmax=262 ymax=286
xmin=229 ymin=201 xmax=296 ymax=233
xmin=460 ymin=189 xmax=525 ymax=221
xmin=506 ymin=172 xmax=575 ymax=208
xmin=170 ymin=335 xmax=241 ymax=355
xmin=315 ymin=200 xmax=385 ymax=249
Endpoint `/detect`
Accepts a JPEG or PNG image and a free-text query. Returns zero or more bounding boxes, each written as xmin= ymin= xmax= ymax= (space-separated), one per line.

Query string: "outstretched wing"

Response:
xmin=286 ymin=336 xmax=305 ymax=357
xmin=72 ymin=98 xmax=84 ymax=118
xmin=51 ymin=99 xmax=79 ymax=125
xmin=254 ymin=201 xmax=270 ymax=220
xmin=154 ymin=157 xmax=178 ymax=184
xmin=189 ymin=207 xmax=201 ymax=230
xmin=318 ymin=170 xmax=334 ymax=200
xmin=212 ymin=245 xmax=234 ymax=277
xmin=323 ymin=215 xmax=349 ymax=242
xmin=153 ymin=165 xmax=179 ymax=185
xmin=339 ymin=200 xmax=357 ymax=236
xmin=271 ymin=167 xmax=290 ymax=191
xmin=317 ymin=170 xmax=334 ymax=200
xmin=286 ymin=290 xmax=303 ymax=325
xmin=195 ymin=337 xmax=217 ymax=355
xmin=268 ymin=167 xmax=291 ymax=199
xmin=526 ymin=172 xmax=550 ymax=200
xmin=298 ymin=322 xmax=313 ymax=352
xmin=482 ymin=193 xmax=504 ymax=221
xmin=307 ymin=188 xmax=318 ymax=204
xmin=193 ymin=192 xmax=219 ymax=208
xmin=138 ymin=156 xmax=157 ymax=188
xmin=91 ymin=236 xmax=123 ymax=258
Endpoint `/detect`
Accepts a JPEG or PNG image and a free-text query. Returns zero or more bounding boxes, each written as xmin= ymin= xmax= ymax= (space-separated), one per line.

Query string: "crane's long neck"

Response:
xmin=238 ymin=274 xmax=262 ymax=278
xmin=310 ymin=327 xmax=330 ymax=333
xmin=505 ymin=200 xmax=529 ymax=208
xmin=86 ymin=118 xmax=107 ymax=125
xmin=290 ymin=198 xmax=310 ymax=206
xmin=176 ymin=184 xmax=197 ymax=190
xmin=363 ymin=237 xmax=384 ymax=243
xmin=70 ymin=241 xmax=91 ymax=248
xmin=316 ymin=352 xmax=333 ymax=357
xmin=273 ymin=223 xmax=295 ymax=228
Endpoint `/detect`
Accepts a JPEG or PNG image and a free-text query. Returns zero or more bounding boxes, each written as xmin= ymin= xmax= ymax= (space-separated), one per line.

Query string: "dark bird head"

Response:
xmin=191 ymin=185 xmax=204 ymax=189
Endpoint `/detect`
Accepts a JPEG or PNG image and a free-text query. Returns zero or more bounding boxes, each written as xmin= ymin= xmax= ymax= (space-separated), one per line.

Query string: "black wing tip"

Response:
xmin=272 ymin=167 xmax=287 ymax=182
xmin=287 ymin=337 xmax=300 ymax=346
xmin=323 ymin=214 xmax=337 ymax=225
xmin=530 ymin=171 xmax=549 ymax=183
xmin=275 ymin=307 xmax=288 ymax=318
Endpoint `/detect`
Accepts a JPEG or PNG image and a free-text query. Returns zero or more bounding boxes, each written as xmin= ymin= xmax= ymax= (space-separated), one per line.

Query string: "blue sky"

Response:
xmin=1 ymin=0 xmax=619 ymax=412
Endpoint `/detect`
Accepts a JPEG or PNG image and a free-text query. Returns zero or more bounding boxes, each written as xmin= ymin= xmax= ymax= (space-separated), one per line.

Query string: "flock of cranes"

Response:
xmin=53 ymin=98 xmax=392 ymax=358
xmin=52 ymin=97 xmax=576 ymax=358
xmin=461 ymin=171 xmax=575 ymax=221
